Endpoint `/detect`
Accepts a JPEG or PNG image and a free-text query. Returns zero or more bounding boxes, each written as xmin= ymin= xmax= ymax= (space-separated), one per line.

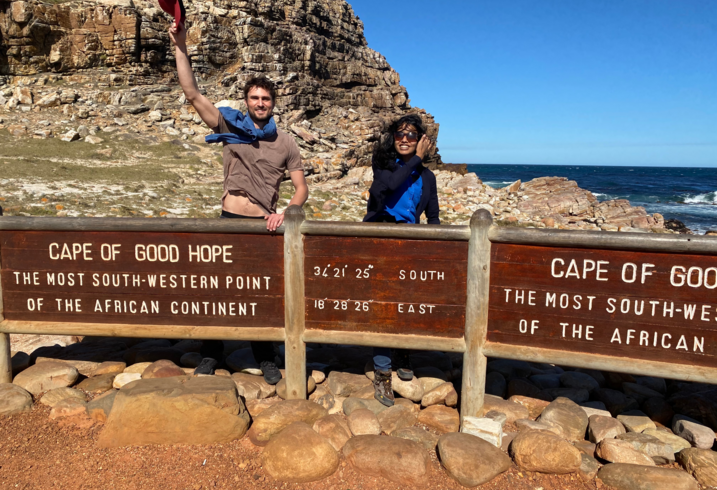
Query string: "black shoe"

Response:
xmin=394 ymin=350 xmax=414 ymax=381
xmin=260 ymin=361 xmax=282 ymax=385
xmin=194 ymin=357 xmax=218 ymax=375
xmin=373 ymin=369 xmax=395 ymax=407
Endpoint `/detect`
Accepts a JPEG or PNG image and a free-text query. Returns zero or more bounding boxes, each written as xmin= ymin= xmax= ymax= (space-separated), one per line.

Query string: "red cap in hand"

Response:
xmin=158 ymin=0 xmax=186 ymax=26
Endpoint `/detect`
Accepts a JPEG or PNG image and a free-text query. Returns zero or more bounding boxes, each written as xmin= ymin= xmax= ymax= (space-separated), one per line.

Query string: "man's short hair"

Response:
xmin=243 ymin=76 xmax=277 ymax=102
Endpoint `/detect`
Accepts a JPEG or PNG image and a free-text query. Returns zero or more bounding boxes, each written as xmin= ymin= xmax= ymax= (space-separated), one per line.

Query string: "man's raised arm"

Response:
xmin=169 ymin=21 xmax=220 ymax=128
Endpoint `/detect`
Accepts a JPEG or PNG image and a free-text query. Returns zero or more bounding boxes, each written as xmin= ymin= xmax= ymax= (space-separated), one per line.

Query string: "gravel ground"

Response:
xmin=0 ymin=403 xmax=606 ymax=490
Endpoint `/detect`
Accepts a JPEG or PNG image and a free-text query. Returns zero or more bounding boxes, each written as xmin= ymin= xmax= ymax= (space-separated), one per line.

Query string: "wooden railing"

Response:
xmin=2 ymin=206 xmax=716 ymax=425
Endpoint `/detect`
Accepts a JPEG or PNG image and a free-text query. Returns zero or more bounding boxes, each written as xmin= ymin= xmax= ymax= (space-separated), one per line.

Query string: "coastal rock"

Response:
xmin=538 ymin=397 xmax=589 ymax=441
xmin=391 ymin=427 xmax=440 ymax=451
xmin=347 ymin=408 xmax=381 ymax=436
xmin=596 ymin=439 xmax=656 ymax=466
xmin=589 ymin=415 xmax=626 ymax=443
xmin=98 ymin=376 xmax=250 ymax=447
xmin=510 ymin=430 xmax=582 ymax=474
xmin=438 ymin=432 xmax=512 ymax=486
xmin=417 ymin=405 xmax=460 ymax=433
xmin=0 ymin=383 xmax=33 ymax=416
xmin=13 ymin=361 xmax=79 ymax=395
xmin=376 ymin=405 xmax=417 ymax=434
xmin=343 ymin=435 xmax=431 ymax=486
xmin=262 ymin=422 xmax=339 ymax=483
xmin=313 ymin=414 xmax=352 ymax=451
xmin=673 ymin=415 xmax=716 ymax=449
xmin=248 ymin=399 xmax=328 ymax=446
xmin=677 ymin=448 xmax=717 ymax=487
xmin=597 ymin=463 xmax=699 ymax=490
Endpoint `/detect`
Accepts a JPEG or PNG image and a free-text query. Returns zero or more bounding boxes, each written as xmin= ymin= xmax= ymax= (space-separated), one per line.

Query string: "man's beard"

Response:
xmin=248 ymin=107 xmax=272 ymax=123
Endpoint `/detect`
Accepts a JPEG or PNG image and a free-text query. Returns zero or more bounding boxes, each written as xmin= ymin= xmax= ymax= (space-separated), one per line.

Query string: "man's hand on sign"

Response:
xmin=265 ymin=213 xmax=284 ymax=232
xmin=168 ymin=20 xmax=186 ymax=48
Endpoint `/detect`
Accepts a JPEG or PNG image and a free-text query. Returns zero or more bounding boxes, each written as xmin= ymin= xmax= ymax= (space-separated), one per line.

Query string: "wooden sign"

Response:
xmin=488 ymin=243 xmax=717 ymax=367
xmin=0 ymin=231 xmax=285 ymax=327
xmin=304 ymin=236 xmax=468 ymax=338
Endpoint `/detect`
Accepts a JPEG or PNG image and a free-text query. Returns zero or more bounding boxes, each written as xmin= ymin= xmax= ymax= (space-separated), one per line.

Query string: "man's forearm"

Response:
xmin=287 ymin=185 xmax=309 ymax=209
xmin=175 ymin=45 xmax=200 ymax=101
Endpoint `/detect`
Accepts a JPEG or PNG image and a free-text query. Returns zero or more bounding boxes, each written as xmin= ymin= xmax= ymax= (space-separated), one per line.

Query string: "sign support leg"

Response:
xmin=460 ymin=209 xmax=492 ymax=426
xmin=283 ymin=205 xmax=307 ymax=399
xmin=0 ymin=333 xmax=10 ymax=383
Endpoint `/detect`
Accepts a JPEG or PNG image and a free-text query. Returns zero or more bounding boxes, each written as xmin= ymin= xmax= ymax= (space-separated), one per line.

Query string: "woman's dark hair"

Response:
xmin=243 ymin=76 xmax=276 ymax=102
xmin=372 ymin=114 xmax=427 ymax=170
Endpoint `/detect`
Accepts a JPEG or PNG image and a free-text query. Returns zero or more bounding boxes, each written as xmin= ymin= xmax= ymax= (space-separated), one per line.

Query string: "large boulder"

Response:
xmin=438 ymin=432 xmax=512 ymax=486
xmin=262 ymin=422 xmax=339 ymax=483
xmin=248 ymin=399 xmax=328 ymax=446
xmin=538 ymin=397 xmax=589 ymax=441
xmin=97 ymin=376 xmax=250 ymax=447
xmin=343 ymin=435 xmax=431 ymax=486
xmin=0 ymin=383 xmax=33 ymax=416
xmin=13 ymin=361 xmax=79 ymax=395
xmin=597 ymin=463 xmax=699 ymax=490
xmin=677 ymin=448 xmax=717 ymax=488
xmin=376 ymin=404 xmax=417 ymax=434
xmin=313 ymin=414 xmax=352 ymax=451
xmin=596 ymin=439 xmax=656 ymax=466
xmin=510 ymin=430 xmax=582 ymax=474
xmin=417 ymin=405 xmax=460 ymax=433
xmin=40 ymin=387 xmax=86 ymax=407
xmin=348 ymin=408 xmax=381 ymax=436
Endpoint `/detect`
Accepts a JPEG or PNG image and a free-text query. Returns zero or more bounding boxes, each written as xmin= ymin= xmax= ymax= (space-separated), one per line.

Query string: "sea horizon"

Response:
xmin=462 ymin=163 xmax=717 ymax=235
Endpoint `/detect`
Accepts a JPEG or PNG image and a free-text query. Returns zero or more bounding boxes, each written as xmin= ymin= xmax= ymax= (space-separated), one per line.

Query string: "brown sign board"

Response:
xmin=1 ymin=231 xmax=285 ymax=327
xmin=304 ymin=236 xmax=468 ymax=338
xmin=488 ymin=243 xmax=717 ymax=367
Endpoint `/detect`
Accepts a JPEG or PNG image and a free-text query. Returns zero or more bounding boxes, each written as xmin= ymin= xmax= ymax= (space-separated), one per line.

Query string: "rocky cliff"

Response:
xmin=0 ymin=0 xmax=442 ymax=175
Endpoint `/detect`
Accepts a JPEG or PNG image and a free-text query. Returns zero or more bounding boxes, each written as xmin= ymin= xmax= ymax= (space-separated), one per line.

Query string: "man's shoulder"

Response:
xmin=276 ymin=128 xmax=298 ymax=144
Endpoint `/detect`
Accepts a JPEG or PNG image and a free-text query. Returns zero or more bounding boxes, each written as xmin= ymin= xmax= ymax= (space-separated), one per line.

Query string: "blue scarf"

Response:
xmin=205 ymin=107 xmax=277 ymax=144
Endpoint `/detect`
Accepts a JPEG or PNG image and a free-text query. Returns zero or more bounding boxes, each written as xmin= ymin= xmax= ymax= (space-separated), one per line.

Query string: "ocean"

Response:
xmin=465 ymin=164 xmax=717 ymax=235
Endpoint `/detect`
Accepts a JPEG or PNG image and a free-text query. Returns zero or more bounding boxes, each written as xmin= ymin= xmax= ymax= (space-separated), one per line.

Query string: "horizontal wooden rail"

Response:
xmin=483 ymin=341 xmax=717 ymax=384
xmin=0 ymin=216 xmax=281 ymax=234
xmin=0 ymin=320 xmax=286 ymax=342
xmin=490 ymin=226 xmax=717 ymax=255
xmin=303 ymin=329 xmax=467 ymax=352
xmin=301 ymin=220 xmax=471 ymax=241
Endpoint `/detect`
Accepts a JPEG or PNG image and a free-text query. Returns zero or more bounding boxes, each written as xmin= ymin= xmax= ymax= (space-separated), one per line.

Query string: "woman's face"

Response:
xmin=393 ymin=123 xmax=420 ymax=158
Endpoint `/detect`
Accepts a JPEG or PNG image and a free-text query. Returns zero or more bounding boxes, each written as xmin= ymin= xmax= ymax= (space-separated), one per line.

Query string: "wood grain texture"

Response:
xmin=304 ymin=236 xmax=468 ymax=338
xmin=461 ymin=209 xmax=492 ymax=422
xmin=283 ymin=206 xmax=307 ymax=400
xmin=0 ymin=320 xmax=285 ymax=342
xmin=1 ymin=230 xmax=285 ymax=327
xmin=490 ymin=226 xmax=717 ymax=255
xmin=302 ymin=329 xmax=466 ymax=352
xmin=484 ymin=342 xmax=717 ymax=384
xmin=488 ymin=243 xmax=717 ymax=368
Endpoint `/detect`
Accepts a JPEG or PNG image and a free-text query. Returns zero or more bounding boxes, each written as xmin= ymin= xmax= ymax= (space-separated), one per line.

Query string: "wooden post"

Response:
xmin=283 ymin=205 xmax=307 ymax=399
xmin=0 ymin=233 xmax=10 ymax=383
xmin=460 ymin=209 xmax=492 ymax=425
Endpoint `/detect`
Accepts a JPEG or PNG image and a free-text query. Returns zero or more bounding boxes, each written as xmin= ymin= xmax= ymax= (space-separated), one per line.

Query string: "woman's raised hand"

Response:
xmin=415 ymin=135 xmax=435 ymax=160
xmin=168 ymin=21 xmax=186 ymax=48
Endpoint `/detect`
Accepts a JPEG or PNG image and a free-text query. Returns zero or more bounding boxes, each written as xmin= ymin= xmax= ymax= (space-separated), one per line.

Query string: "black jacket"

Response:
xmin=363 ymin=155 xmax=440 ymax=224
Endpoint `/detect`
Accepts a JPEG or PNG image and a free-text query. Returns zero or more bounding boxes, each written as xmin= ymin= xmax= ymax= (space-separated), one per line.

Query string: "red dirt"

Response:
xmin=0 ymin=403 xmax=605 ymax=490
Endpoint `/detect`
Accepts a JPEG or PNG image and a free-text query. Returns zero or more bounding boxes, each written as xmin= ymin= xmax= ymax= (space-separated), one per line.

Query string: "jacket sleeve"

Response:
xmin=372 ymin=155 xmax=423 ymax=193
xmin=425 ymin=174 xmax=441 ymax=224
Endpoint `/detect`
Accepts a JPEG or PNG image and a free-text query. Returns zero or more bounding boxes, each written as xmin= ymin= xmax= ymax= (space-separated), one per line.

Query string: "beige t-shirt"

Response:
xmin=213 ymin=114 xmax=303 ymax=214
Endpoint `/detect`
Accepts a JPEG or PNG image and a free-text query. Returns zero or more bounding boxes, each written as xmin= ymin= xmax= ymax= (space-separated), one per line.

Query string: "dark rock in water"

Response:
xmin=665 ymin=219 xmax=693 ymax=234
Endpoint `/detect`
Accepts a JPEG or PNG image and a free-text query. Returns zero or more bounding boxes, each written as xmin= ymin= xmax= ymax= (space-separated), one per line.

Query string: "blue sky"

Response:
xmin=349 ymin=0 xmax=717 ymax=166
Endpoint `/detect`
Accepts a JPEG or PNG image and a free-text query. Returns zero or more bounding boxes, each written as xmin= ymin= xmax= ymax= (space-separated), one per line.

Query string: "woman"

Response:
xmin=363 ymin=114 xmax=439 ymax=406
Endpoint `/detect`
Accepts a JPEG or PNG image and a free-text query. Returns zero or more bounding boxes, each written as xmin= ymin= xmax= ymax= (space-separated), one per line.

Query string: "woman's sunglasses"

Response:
xmin=393 ymin=131 xmax=419 ymax=142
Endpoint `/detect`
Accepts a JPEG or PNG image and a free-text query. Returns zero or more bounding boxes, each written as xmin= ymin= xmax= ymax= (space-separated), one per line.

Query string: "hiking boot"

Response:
xmin=393 ymin=349 xmax=414 ymax=381
xmin=194 ymin=357 xmax=218 ymax=376
xmin=373 ymin=369 xmax=395 ymax=407
xmin=260 ymin=361 xmax=282 ymax=385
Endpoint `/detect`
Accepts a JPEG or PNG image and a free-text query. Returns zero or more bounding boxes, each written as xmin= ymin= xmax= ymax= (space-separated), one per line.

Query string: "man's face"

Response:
xmin=246 ymin=87 xmax=274 ymax=123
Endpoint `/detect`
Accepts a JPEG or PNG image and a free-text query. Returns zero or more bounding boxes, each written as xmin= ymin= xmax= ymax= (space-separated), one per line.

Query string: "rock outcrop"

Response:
xmin=0 ymin=0 xmax=442 ymax=174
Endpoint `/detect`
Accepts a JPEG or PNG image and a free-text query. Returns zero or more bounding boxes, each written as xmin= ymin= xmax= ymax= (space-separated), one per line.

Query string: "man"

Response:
xmin=170 ymin=21 xmax=308 ymax=384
